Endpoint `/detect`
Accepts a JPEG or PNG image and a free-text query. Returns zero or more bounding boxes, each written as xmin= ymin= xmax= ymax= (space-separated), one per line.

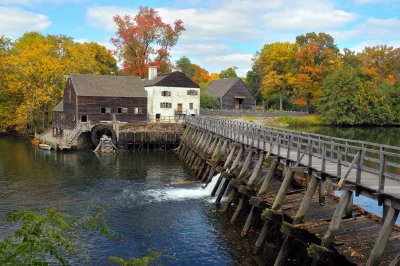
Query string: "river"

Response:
xmin=0 ymin=136 xmax=261 ymax=265
xmin=1 ymin=126 xmax=399 ymax=264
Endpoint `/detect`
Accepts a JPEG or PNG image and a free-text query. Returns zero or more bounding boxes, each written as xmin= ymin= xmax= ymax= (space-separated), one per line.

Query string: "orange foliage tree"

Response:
xmin=112 ymin=7 xmax=185 ymax=78
xmin=294 ymin=33 xmax=342 ymax=112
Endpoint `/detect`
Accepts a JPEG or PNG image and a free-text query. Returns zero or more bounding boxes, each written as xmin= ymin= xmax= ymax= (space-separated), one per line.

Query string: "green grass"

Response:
xmin=276 ymin=115 xmax=322 ymax=126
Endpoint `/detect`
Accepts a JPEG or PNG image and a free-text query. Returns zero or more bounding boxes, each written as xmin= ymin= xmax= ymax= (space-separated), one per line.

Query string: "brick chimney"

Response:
xmin=148 ymin=66 xmax=158 ymax=80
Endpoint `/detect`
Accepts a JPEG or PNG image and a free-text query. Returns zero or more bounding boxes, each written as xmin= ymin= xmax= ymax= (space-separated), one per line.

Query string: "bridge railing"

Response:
xmin=185 ymin=116 xmax=400 ymax=190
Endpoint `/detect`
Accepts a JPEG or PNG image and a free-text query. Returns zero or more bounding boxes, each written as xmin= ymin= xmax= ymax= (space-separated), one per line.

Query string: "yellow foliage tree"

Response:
xmin=0 ymin=33 xmax=118 ymax=133
xmin=256 ymin=42 xmax=298 ymax=112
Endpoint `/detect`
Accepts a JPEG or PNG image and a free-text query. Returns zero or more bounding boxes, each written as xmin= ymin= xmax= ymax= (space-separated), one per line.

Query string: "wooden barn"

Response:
xmin=204 ymin=77 xmax=256 ymax=110
xmin=52 ymin=74 xmax=147 ymax=132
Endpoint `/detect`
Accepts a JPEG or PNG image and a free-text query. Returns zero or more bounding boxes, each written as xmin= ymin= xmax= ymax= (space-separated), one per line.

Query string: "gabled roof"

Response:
xmin=144 ymin=71 xmax=199 ymax=88
xmin=70 ymin=74 xmax=146 ymax=97
xmin=53 ymin=99 xmax=63 ymax=112
xmin=204 ymin=77 xmax=242 ymax=98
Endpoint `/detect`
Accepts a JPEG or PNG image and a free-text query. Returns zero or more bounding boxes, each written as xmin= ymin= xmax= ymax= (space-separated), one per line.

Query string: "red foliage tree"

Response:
xmin=111 ymin=7 xmax=185 ymax=77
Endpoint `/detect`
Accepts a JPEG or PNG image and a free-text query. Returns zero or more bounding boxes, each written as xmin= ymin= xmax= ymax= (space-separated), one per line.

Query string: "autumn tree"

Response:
xmin=0 ymin=33 xmax=118 ymax=133
xmin=294 ymin=32 xmax=342 ymax=112
xmin=357 ymin=45 xmax=400 ymax=85
xmin=112 ymin=7 xmax=185 ymax=78
xmin=256 ymin=42 xmax=298 ymax=112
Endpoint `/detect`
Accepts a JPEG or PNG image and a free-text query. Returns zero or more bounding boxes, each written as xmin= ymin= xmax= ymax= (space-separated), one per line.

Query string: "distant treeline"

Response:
xmin=244 ymin=32 xmax=400 ymax=125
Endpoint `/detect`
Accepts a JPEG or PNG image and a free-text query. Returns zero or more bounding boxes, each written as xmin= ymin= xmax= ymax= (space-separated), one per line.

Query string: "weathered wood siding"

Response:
xmin=54 ymin=80 xmax=78 ymax=129
xmin=221 ymin=80 xmax=255 ymax=110
xmin=77 ymin=96 xmax=147 ymax=124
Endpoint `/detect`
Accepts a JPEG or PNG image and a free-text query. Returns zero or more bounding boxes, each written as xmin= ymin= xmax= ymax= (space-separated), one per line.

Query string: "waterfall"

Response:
xmin=143 ymin=173 xmax=221 ymax=202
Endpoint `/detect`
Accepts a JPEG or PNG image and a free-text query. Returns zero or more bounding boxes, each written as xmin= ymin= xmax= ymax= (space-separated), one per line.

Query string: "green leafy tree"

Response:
xmin=245 ymin=66 xmax=262 ymax=105
xmin=0 ymin=206 xmax=113 ymax=265
xmin=219 ymin=67 xmax=238 ymax=78
xmin=200 ymin=91 xmax=220 ymax=109
xmin=319 ymin=66 xmax=363 ymax=125
xmin=176 ymin=56 xmax=196 ymax=78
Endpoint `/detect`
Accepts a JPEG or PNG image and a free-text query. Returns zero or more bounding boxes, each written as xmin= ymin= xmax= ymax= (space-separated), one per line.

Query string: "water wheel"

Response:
xmin=90 ymin=124 xmax=116 ymax=147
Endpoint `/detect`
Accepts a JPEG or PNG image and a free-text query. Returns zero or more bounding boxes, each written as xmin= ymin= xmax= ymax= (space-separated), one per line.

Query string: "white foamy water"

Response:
xmin=143 ymin=173 xmax=221 ymax=202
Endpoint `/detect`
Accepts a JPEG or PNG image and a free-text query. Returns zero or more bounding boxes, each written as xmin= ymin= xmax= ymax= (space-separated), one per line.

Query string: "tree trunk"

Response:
xmin=279 ymin=90 xmax=283 ymax=112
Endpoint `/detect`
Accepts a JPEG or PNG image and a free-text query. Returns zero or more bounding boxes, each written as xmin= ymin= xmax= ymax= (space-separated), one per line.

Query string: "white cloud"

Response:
xmin=84 ymin=1 xmax=360 ymax=76
xmin=173 ymin=43 xmax=232 ymax=56
xmin=354 ymin=0 xmax=396 ymax=4
xmin=0 ymin=7 xmax=51 ymax=38
xmin=263 ymin=3 xmax=355 ymax=31
xmin=202 ymin=53 xmax=253 ymax=76
xmin=0 ymin=0 xmax=82 ymax=5
xmin=332 ymin=17 xmax=400 ymax=44
xmin=86 ymin=6 xmax=135 ymax=31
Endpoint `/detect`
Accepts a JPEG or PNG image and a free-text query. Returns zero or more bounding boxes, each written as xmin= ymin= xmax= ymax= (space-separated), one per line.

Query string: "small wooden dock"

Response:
xmin=177 ymin=116 xmax=400 ymax=265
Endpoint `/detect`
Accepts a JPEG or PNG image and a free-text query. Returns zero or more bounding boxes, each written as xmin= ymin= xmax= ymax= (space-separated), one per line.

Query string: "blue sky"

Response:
xmin=1 ymin=0 xmax=400 ymax=76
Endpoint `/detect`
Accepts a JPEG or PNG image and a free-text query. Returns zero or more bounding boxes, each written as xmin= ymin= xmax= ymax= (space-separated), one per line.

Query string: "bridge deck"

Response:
xmin=181 ymin=118 xmax=400 ymax=264
xmin=186 ymin=116 xmax=400 ymax=208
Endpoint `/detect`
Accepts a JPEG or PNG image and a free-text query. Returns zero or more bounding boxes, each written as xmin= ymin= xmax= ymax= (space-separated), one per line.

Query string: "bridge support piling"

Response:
xmin=216 ymin=146 xmax=244 ymax=203
xmin=274 ymin=175 xmax=319 ymax=266
xmin=211 ymin=143 xmax=236 ymax=196
xmin=254 ymin=166 xmax=296 ymax=255
xmin=367 ymin=207 xmax=399 ymax=266
xmin=223 ymin=148 xmax=254 ymax=213
xmin=230 ymin=152 xmax=264 ymax=224
xmin=241 ymin=158 xmax=279 ymax=237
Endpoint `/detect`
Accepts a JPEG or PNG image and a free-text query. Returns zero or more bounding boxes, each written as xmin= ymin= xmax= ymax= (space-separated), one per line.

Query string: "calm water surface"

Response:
xmin=0 ymin=136 xmax=260 ymax=265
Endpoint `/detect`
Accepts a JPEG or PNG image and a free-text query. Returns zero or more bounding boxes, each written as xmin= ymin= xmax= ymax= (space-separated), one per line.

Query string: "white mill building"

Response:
xmin=144 ymin=66 xmax=200 ymax=122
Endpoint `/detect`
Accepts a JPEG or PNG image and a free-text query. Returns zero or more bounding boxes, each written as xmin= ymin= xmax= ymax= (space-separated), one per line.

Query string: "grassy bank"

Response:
xmin=275 ymin=115 xmax=322 ymax=126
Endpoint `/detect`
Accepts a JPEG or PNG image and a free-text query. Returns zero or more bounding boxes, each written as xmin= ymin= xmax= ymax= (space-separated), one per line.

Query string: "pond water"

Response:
xmin=0 ymin=136 xmax=261 ymax=265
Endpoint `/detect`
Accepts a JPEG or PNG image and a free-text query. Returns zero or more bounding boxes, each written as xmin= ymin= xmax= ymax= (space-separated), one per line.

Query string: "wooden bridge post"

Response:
xmin=208 ymin=140 xmax=229 ymax=192
xmin=366 ymin=207 xmax=399 ymax=266
xmin=216 ymin=146 xmax=244 ymax=203
xmin=254 ymin=166 xmax=296 ymax=255
xmin=230 ymin=151 xmax=264 ymax=224
xmin=240 ymin=159 xmax=279 ymax=236
xmin=379 ymin=150 xmax=386 ymax=192
xmin=321 ymin=190 xmax=353 ymax=247
xmin=274 ymin=175 xmax=319 ymax=266
xmin=204 ymin=138 xmax=225 ymax=183
xmin=211 ymin=144 xmax=236 ymax=196
xmin=223 ymin=148 xmax=254 ymax=213
xmin=319 ymin=175 xmax=326 ymax=206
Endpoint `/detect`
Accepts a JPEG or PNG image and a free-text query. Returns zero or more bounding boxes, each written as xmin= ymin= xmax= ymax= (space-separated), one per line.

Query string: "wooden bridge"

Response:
xmin=179 ymin=116 xmax=400 ymax=265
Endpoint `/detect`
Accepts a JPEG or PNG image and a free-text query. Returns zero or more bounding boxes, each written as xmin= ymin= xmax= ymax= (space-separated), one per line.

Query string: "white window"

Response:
xmin=117 ymin=107 xmax=128 ymax=114
xmin=189 ymin=103 xmax=194 ymax=110
xmin=187 ymin=90 xmax=198 ymax=95
xmin=134 ymin=107 xmax=143 ymax=114
xmin=161 ymin=91 xmax=171 ymax=96
xmin=160 ymin=102 xmax=172 ymax=108
xmin=100 ymin=107 xmax=111 ymax=114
